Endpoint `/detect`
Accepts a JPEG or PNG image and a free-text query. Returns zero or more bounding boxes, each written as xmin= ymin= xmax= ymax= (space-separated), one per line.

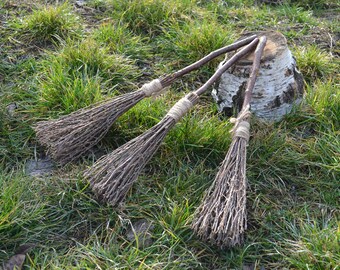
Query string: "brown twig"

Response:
xmin=242 ymin=36 xmax=267 ymax=111
xmin=160 ymin=35 xmax=257 ymax=86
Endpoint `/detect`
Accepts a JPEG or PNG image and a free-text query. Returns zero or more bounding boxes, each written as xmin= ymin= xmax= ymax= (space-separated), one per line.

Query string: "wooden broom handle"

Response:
xmin=160 ymin=35 xmax=257 ymax=87
xmin=242 ymin=36 xmax=267 ymax=111
xmin=163 ymin=38 xmax=260 ymax=123
xmin=193 ymin=37 xmax=260 ymax=97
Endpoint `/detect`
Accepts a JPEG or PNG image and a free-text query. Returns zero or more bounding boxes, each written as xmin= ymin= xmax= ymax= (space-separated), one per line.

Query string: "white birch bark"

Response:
xmin=212 ymin=31 xmax=304 ymax=122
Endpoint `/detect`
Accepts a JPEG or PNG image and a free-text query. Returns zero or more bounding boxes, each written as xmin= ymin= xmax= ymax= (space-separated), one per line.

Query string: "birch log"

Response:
xmin=212 ymin=31 xmax=304 ymax=122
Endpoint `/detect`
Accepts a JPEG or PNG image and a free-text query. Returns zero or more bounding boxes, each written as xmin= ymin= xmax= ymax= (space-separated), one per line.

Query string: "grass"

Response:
xmin=35 ymin=38 xmax=140 ymax=113
xmin=294 ymin=45 xmax=336 ymax=83
xmin=278 ymin=218 xmax=340 ymax=269
xmin=278 ymin=5 xmax=316 ymax=24
xmin=93 ymin=22 xmax=151 ymax=59
xmin=12 ymin=2 xmax=82 ymax=45
xmin=0 ymin=0 xmax=339 ymax=269
xmin=160 ymin=19 xmax=235 ymax=74
xmin=290 ymin=0 xmax=339 ymax=9
xmin=111 ymin=0 xmax=199 ymax=36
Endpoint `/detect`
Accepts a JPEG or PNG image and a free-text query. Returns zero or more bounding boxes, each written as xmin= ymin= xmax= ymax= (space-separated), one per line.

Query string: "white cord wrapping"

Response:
xmin=230 ymin=105 xmax=251 ymax=142
xmin=141 ymin=79 xmax=164 ymax=97
xmin=233 ymin=121 xmax=250 ymax=141
xmin=166 ymin=96 xmax=194 ymax=122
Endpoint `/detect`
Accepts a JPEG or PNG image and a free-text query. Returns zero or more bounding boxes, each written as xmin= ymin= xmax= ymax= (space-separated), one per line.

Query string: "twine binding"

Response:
xmin=233 ymin=121 xmax=250 ymax=141
xmin=230 ymin=105 xmax=252 ymax=142
xmin=166 ymin=94 xmax=195 ymax=122
xmin=141 ymin=79 xmax=164 ymax=97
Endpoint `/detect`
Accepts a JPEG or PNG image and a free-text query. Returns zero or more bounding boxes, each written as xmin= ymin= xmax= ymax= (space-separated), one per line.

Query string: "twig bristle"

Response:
xmin=34 ymin=90 xmax=146 ymax=165
xmin=85 ymin=116 xmax=176 ymax=206
xmin=191 ymin=137 xmax=248 ymax=248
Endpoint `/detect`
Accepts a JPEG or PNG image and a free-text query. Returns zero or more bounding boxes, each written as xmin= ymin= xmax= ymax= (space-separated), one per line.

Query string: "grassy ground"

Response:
xmin=0 ymin=0 xmax=339 ymax=269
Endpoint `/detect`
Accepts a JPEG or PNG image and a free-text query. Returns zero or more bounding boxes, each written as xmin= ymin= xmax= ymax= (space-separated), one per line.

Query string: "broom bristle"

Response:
xmin=191 ymin=135 xmax=248 ymax=248
xmin=34 ymin=90 xmax=146 ymax=165
xmin=34 ymin=91 xmax=145 ymax=165
xmin=85 ymin=116 xmax=176 ymax=206
xmin=34 ymin=79 xmax=165 ymax=165
xmin=85 ymin=92 xmax=198 ymax=206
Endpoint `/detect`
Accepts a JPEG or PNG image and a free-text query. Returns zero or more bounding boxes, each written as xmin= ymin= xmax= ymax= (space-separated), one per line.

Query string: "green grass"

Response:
xmin=290 ymin=0 xmax=339 ymax=9
xmin=160 ymin=19 xmax=235 ymax=73
xmin=35 ymin=38 xmax=140 ymax=113
xmin=0 ymin=0 xmax=339 ymax=269
xmin=93 ymin=22 xmax=152 ymax=59
xmin=278 ymin=5 xmax=316 ymax=24
xmin=278 ymin=218 xmax=340 ymax=269
xmin=13 ymin=3 xmax=82 ymax=45
xmin=294 ymin=45 xmax=336 ymax=83
xmin=111 ymin=0 xmax=199 ymax=36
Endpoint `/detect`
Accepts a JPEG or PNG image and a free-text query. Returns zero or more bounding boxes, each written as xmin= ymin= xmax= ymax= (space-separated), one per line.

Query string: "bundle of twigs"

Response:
xmin=85 ymin=37 xmax=260 ymax=206
xmin=191 ymin=36 xmax=267 ymax=249
xmin=34 ymin=35 xmax=257 ymax=165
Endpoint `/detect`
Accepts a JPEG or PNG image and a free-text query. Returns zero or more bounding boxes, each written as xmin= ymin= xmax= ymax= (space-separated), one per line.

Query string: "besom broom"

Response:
xmin=34 ymin=35 xmax=257 ymax=165
xmin=191 ymin=36 xmax=267 ymax=249
xmin=85 ymin=37 xmax=260 ymax=207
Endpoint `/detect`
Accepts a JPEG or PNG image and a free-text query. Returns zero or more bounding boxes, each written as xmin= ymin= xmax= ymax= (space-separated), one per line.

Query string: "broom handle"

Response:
xmin=165 ymin=38 xmax=260 ymax=122
xmin=160 ymin=35 xmax=257 ymax=87
xmin=193 ymin=37 xmax=260 ymax=97
xmin=242 ymin=36 xmax=267 ymax=111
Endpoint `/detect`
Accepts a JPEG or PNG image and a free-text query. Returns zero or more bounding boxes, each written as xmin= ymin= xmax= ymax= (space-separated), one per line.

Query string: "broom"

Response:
xmin=34 ymin=35 xmax=257 ymax=165
xmin=84 ymin=37 xmax=260 ymax=206
xmin=191 ymin=36 xmax=267 ymax=249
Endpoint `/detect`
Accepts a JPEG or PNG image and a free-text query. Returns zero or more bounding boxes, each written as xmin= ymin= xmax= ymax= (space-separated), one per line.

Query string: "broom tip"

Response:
xmin=191 ymin=137 xmax=249 ymax=249
xmin=34 ymin=90 xmax=147 ymax=165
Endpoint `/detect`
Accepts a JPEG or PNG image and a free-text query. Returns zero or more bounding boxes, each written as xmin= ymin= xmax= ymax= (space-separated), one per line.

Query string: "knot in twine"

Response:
xmin=166 ymin=94 xmax=195 ymax=122
xmin=230 ymin=106 xmax=252 ymax=142
xmin=141 ymin=79 xmax=164 ymax=97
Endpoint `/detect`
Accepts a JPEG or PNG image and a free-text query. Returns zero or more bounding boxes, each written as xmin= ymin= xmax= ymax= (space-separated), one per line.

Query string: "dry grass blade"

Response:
xmin=33 ymin=35 xmax=257 ymax=165
xmin=85 ymin=38 xmax=260 ymax=207
xmin=191 ymin=36 xmax=267 ymax=248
